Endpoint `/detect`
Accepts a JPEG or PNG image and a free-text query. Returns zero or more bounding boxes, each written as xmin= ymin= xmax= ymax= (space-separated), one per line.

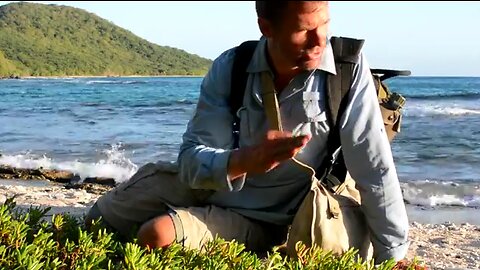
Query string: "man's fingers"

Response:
xmin=273 ymin=151 xmax=298 ymax=162
xmin=268 ymin=142 xmax=307 ymax=163
xmin=266 ymin=130 xmax=293 ymax=140
xmin=247 ymin=131 xmax=312 ymax=174
xmin=268 ymin=136 xmax=309 ymax=154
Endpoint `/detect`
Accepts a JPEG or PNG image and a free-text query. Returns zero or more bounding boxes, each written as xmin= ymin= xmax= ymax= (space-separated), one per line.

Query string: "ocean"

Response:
xmin=1 ymin=76 xmax=479 ymax=221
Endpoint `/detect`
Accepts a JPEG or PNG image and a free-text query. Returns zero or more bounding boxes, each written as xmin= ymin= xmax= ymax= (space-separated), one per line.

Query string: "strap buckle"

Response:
xmin=320 ymin=172 xmax=342 ymax=192
xmin=386 ymin=92 xmax=406 ymax=110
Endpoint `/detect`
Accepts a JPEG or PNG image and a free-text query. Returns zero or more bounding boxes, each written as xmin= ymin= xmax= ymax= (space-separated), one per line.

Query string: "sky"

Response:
xmin=1 ymin=1 xmax=479 ymax=76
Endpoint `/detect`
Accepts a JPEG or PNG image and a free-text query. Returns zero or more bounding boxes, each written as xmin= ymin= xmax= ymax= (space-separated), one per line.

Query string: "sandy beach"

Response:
xmin=13 ymin=74 xmax=205 ymax=79
xmin=1 ymin=179 xmax=479 ymax=270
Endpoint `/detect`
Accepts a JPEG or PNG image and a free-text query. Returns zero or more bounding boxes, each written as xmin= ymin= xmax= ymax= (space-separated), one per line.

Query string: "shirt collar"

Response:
xmin=246 ymin=36 xmax=337 ymax=75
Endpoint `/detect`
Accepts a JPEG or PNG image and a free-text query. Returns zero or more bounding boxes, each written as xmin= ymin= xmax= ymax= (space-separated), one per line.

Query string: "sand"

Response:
xmin=1 ymin=179 xmax=479 ymax=270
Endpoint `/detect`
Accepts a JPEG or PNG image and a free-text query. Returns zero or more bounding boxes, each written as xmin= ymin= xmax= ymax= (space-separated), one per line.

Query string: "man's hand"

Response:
xmin=227 ymin=130 xmax=311 ymax=180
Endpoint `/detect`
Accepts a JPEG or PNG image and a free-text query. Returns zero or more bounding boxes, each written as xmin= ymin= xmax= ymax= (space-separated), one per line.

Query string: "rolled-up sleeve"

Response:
xmin=177 ymin=49 xmax=246 ymax=192
xmin=339 ymin=53 xmax=410 ymax=262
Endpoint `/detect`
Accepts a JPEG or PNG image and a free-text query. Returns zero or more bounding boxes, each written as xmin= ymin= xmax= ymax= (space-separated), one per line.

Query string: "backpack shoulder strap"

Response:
xmin=230 ymin=40 xmax=258 ymax=149
xmin=326 ymin=36 xmax=365 ymax=129
xmin=316 ymin=36 xmax=364 ymax=185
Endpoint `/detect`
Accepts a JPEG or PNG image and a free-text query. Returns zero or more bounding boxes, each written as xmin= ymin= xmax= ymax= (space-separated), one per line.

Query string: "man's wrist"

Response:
xmin=227 ymin=148 xmax=247 ymax=180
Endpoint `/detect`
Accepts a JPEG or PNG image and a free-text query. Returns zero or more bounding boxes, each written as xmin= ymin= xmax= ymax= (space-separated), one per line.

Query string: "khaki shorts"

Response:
xmin=92 ymin=162 xmax=287 ymax=252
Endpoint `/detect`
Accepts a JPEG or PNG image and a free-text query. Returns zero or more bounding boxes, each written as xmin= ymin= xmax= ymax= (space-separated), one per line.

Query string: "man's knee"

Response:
xmin=137 ymin=214 xmax=177 ymax=249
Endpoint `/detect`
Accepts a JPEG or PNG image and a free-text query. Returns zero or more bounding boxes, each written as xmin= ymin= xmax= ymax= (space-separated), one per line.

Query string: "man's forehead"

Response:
xmin=289 ymin=1 xmax=329 ymax=13
xmin=291 ymin=1 xmax=330 ymax=26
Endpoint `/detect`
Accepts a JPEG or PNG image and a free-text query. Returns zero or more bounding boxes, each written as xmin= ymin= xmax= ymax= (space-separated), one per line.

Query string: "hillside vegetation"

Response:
xmin=0 ymin=2 xmax=212 ymax=77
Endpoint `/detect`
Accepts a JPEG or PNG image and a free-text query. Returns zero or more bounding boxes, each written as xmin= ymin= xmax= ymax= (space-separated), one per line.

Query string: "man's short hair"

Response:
xmin=255 ymin=1 xmax=289 ymax=25
xmin=255 ymin=1 xmax=328 ymax=25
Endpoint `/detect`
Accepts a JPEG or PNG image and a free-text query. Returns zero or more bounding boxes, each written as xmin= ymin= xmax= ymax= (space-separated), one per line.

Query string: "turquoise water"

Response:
xmin=1 ymin=76 xmax=479 ymax=208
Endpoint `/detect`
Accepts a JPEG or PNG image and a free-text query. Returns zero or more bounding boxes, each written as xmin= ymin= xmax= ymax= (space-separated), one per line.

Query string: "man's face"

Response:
xmin=263 ymin=2 xmax=330 ymax=72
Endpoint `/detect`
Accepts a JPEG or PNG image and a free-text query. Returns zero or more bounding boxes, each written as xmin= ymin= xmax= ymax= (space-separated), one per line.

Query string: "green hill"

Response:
xmin=0 ymin=2 xmax=212 ymax=77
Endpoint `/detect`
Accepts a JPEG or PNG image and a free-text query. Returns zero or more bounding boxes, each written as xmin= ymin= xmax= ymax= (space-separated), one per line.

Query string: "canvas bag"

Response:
xmin=286 ymin=175 xmax=373 ymax=259
xmin=257 ymin=72 xmax=373 ymax=260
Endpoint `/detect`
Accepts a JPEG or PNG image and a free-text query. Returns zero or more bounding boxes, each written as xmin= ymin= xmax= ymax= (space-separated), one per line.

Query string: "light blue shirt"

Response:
xmin=177 ymin=37 xmax=409 ymax=262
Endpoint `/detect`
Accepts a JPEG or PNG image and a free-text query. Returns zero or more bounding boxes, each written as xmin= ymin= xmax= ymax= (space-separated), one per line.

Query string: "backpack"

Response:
xmin=229 ymin=37 xmax=410 ymax=185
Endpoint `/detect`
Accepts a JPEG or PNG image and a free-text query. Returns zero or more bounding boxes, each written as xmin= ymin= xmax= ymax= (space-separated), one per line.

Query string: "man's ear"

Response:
xmin=257 ymin=17 xmax=272 ymax=38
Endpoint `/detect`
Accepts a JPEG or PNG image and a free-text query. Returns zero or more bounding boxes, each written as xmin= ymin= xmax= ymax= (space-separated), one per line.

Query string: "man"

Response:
xmin=86 ymin=1 xmax=409 ymax=263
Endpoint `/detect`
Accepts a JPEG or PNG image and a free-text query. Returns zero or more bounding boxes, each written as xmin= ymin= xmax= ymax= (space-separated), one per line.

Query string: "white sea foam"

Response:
xmin=85 ymin=80 xmax=118 ymax=85
xmin=427 ymin=107 xmax=480 ymax=116
xmin=405 ymin=104 xmax=480 ymax=117
xmin=0 ymin=144 xmax=138 ymax=183
xmin=401 ymin=180 xmax=480 ymax=208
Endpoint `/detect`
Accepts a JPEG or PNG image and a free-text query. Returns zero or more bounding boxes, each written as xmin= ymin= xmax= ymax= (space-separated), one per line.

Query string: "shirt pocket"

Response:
xmin=281 ymin=91 xmax=328 ymax=133
xmin=302 ymin=91 xmax=327 ymax=123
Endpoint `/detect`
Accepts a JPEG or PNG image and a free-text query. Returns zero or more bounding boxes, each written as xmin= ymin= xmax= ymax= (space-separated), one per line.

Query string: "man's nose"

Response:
xmin=308 ymin=29 xmax=326 ymax=48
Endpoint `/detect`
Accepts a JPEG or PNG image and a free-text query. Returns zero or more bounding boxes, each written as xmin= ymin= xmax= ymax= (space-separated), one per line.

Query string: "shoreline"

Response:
xmin=1 ymin=74 xmax=205 ymax=79
xmin=4 ymin=75 xmax=479 ymax=80
xmin=407 ymin=205 xmax=480 ymax=226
